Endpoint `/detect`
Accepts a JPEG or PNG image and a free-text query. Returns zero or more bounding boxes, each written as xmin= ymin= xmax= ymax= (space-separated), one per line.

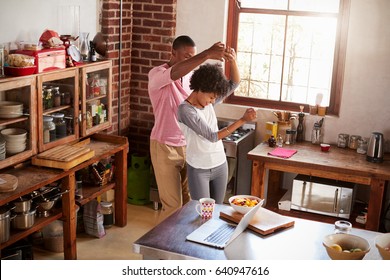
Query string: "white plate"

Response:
xmin=68 ymin=45 xmax=82 ymax=62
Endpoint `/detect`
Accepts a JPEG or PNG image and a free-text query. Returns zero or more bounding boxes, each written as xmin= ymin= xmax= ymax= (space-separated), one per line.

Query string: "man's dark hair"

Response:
xmin=172 ymin=35 xmax=196 ymax=50
xmin=190 ymin=63 xmax=231 ymax=97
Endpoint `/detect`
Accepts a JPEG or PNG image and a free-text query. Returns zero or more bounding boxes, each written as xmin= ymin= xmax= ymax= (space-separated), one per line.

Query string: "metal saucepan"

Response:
xmin=12 ymin=208 xmax=36 ymax=230
xmin=0 ymin=206 xmax=16 ymax=243
xmin=12 ymin=195 xmax=33 ymax=213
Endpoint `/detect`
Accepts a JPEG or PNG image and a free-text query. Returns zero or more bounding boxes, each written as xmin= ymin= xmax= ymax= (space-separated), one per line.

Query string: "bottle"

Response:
xmin=268 ymin=135 xmax=276 ymax=147
xmin=100 ymin=201 xmax=114 ymax=228
xmin=276 ymin=134 xmax=284 ymax=147
xmin=89 ymin=41 xmax=97 ymax=62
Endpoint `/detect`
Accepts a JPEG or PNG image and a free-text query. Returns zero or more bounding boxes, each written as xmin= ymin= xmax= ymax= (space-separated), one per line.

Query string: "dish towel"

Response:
xmin=268 ymin=147 xmax=297 ymax=158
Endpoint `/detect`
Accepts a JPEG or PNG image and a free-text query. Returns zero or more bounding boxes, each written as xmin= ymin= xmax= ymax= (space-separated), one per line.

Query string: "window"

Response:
xmin=226 ymin=0 xmax=350 ymax=115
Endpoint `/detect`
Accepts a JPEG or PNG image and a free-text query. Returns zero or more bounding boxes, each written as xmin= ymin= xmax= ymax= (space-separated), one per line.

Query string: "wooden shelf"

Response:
xmin=76 ymin=182 xmax=115 ymax=206
xmin=0 ymin=208 xmax=62 ymax=250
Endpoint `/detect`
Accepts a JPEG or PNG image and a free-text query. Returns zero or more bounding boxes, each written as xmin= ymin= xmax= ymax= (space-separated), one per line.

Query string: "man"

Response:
xmin=148 ymin=35 xmax=228 ymax=221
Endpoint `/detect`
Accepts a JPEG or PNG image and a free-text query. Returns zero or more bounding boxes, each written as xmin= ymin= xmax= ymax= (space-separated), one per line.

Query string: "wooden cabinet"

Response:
xmin=0 ymin=75 xmax=37 ymax=169
xmin=37 ymin=68 xmax=79 ymax=152
xmin=0 ymin=61 xmax=128 ymax=260
xmin=80 ymin=60 xmax=112 ymax=137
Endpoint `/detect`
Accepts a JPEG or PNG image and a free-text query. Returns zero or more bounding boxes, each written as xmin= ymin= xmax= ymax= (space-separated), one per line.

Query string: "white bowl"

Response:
xmin=323 ymin=233 xmax=370 ymax=260
xmin=0 ymin=128 xmax=27 ymax=139
xmin=228 ymin=195 xmax=264 ymax=214
xmin=375 ymin=233 xmax=390 ymax=260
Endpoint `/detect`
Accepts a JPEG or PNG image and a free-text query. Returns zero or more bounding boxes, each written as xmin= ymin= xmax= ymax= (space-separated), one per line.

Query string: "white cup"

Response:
xmin=195 ymin=198 xmax=215 ymax=219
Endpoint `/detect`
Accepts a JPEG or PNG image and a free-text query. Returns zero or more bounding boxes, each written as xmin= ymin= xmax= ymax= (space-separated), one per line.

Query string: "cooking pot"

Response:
xmin=12 ymin=208 xmax=36 ymax=230
xmin=12 ymin=195 xmax=33 ymax=213
xmin=0 ymin=206 xmax=15 ymax=243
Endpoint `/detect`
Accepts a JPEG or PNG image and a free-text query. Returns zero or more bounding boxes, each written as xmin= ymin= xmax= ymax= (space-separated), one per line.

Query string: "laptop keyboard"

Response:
xmin=204 ymin=223 xmax=236 ymax=245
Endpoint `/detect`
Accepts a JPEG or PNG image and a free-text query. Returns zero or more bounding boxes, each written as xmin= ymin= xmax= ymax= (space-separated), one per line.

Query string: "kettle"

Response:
xmin=366 ymin=132 xmax=384 ymax=163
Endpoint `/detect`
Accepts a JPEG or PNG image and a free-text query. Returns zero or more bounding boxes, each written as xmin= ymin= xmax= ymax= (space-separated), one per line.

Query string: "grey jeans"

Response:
xmin=187 ymin=161 xmax=228 ymax=204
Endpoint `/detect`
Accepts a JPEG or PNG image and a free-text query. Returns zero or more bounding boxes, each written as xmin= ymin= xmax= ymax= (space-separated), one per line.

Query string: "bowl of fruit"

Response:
xmin=323 ymin=233 xmax=370 ymax=260
xmin=375 ymin=232 xmax=390 ymax=260
xmin=228 ymin=195 xmax=264 ymax=214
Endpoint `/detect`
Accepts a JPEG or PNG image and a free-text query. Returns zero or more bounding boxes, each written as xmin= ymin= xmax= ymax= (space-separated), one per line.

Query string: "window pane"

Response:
xmin=237 ymin=13 xmax=285 ymax=100
xmin=289 ymin=0 xmax=340 ymax=13
xmin=240 ymin=0 xmax=288 ymax=10
xmin=282 ymin=16 xmax=337 ymax=105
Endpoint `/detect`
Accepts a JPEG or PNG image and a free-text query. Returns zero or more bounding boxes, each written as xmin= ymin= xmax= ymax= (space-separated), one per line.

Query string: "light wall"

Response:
xmin=176 ymin=0 xmax=390 ymax=152
xmin=0 ymin=0 xmax=98 ymax=45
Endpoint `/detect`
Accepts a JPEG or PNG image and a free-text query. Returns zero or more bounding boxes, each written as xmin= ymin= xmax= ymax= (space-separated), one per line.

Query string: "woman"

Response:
xmin=177 ymin=49 xmax=257 ymax=204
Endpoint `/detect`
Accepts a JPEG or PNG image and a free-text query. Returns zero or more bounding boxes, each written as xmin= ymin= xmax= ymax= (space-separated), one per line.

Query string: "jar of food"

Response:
xmin=285 ymin=129 xmax=293 ymax=145
xmin=357 ymin=137 xmax=368 ymax=154
xmin=268 ymin=135 xmax=276 ymax=147
xmin=43 ymin=87 xmax=53 ymax=109
xmin=337 ymin=133 xmax=349 ymax=148
xmin=100 ymin=201 xmax=114 ymax=228
xmin=52 ymin=113 xmax=67 ymax=139
xmin=348 ymin=135 xmax=360 ymax=149
xmin=52 ymin=86 xmax=61 ymax=107
xmin=43 ymin=116 xmax=56 ymax=143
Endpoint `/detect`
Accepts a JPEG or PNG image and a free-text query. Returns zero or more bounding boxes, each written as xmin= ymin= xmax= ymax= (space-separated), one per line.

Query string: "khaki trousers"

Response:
xmin=150 ymin=140 xmax=190 ymax=222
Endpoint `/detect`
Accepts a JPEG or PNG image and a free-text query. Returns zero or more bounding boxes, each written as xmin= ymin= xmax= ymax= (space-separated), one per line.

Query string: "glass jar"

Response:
xmin=100 ymin=201 xmax=114 ymax=228
xmin=276 ymin=134 xmax=284 ymax=147
xmin=52 ymin=113 xmax=67 ymax=139
xmin=285 ymin=129 xmax=293 ymax=145
xmin=357 ymin=138 xmax=368 ymax=154
xmin=334 ymin=220 xmax=352 ymax=234
xmin=51 ymin=87 xmax=61 ymax=107
xmin=43 ymin=116 xmax=56 ymax=143
xmin=43 ymin=88 xmax=53 ymax=110
xmin=337 ymin=133 xmax=349 ymax=148
xmin=348 ymin=135 xmax=360 ymax=149
xmin=268 ymin=135 xmax=276 ymax=147
xmin=311 ymin=125 xmax=321 ymax=144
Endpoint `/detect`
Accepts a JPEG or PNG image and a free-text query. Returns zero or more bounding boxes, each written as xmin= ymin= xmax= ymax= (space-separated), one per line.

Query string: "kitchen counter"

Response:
xmin=133 ymin=200 xmax=383 ymax=260
xmin=247 ymin=142 xmax=390 ymax=231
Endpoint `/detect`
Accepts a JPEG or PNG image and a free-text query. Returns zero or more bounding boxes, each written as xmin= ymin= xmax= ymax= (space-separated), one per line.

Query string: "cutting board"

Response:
xmin=32 ymin=139 xmax=95 ymax=170
xmin=0 ymin=174 xmax=18 ymax=192
xmin=220 ymin=207 xmax=295 ymax=235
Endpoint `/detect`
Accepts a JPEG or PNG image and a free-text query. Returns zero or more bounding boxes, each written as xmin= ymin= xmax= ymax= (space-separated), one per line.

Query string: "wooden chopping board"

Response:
xmin=220 ymin=207 xmax=295 ymax=235
xmin=0 ymin=174 xmax=18 ymax=193
xmin=32 ymin=139 xmax=95 ymax=170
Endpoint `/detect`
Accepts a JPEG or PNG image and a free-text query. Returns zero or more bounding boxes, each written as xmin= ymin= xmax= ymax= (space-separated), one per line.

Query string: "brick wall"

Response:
xmin=100 ymin=0 xmax=133 ymax=137
xmin=101 ymin=0 xmax=177 ymax=155
xmin=128 ymin=0 xmax=177 ymax=154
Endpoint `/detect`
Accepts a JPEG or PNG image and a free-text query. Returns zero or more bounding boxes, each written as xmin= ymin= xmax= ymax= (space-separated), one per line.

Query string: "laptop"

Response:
xmin=186 ymin=202 xmax=262 ymax=249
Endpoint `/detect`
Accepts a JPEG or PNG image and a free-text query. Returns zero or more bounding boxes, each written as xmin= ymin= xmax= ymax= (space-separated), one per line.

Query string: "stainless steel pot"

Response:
xmin=13 ymin=196 xmax=32 ymax=213
xmin=12 ymin=209 xmax=36 ymax=230
xmin=0 ymin=207 xmax=14 ymax=243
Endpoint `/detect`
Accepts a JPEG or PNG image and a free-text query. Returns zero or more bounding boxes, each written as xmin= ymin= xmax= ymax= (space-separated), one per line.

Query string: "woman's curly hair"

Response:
xmin=189 ymin=63 xmax=231 ymax=97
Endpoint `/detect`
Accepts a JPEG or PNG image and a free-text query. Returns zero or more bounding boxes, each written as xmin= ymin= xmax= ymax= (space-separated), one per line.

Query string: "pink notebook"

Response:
xmin=268 ymin=147 xmax=297 ymax=158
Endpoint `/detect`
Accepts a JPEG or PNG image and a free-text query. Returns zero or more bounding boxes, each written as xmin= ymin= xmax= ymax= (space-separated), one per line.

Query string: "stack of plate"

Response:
xmin=0 ymin=101 xmax=24 ymax=119
xmin=0 ymin=137 xmax=6 ymax=160
xmin=0 ymin=128 xmax=28 ymax=155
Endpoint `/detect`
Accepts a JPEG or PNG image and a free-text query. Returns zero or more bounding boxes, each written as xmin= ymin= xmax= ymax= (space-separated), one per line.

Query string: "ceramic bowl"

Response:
xmin=229 ymin=195 xmax=264 ymax=214
xmin=320 ymin=143 xmax=331 ymax=152
xmin=375 ymin=233 xmax=390 ymax=260
xmin=323 ymin=233 xmax=370 ymax=260
xmin=0 ymin=128 xmax=27 ymax=139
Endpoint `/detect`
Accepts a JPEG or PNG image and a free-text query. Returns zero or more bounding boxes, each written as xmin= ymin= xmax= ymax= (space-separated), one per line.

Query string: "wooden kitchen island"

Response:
xmin=248 ymin=142 xmax=390 ymax=231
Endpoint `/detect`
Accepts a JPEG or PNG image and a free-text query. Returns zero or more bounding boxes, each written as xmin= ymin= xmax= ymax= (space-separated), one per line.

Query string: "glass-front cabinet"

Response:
xmin=0 ymin=76 xmax=37 ymax=169
xmin=80 ymin=60 xmax=112 ymax=137
xmin=37 ymin=68 xmax=79 ymax=152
